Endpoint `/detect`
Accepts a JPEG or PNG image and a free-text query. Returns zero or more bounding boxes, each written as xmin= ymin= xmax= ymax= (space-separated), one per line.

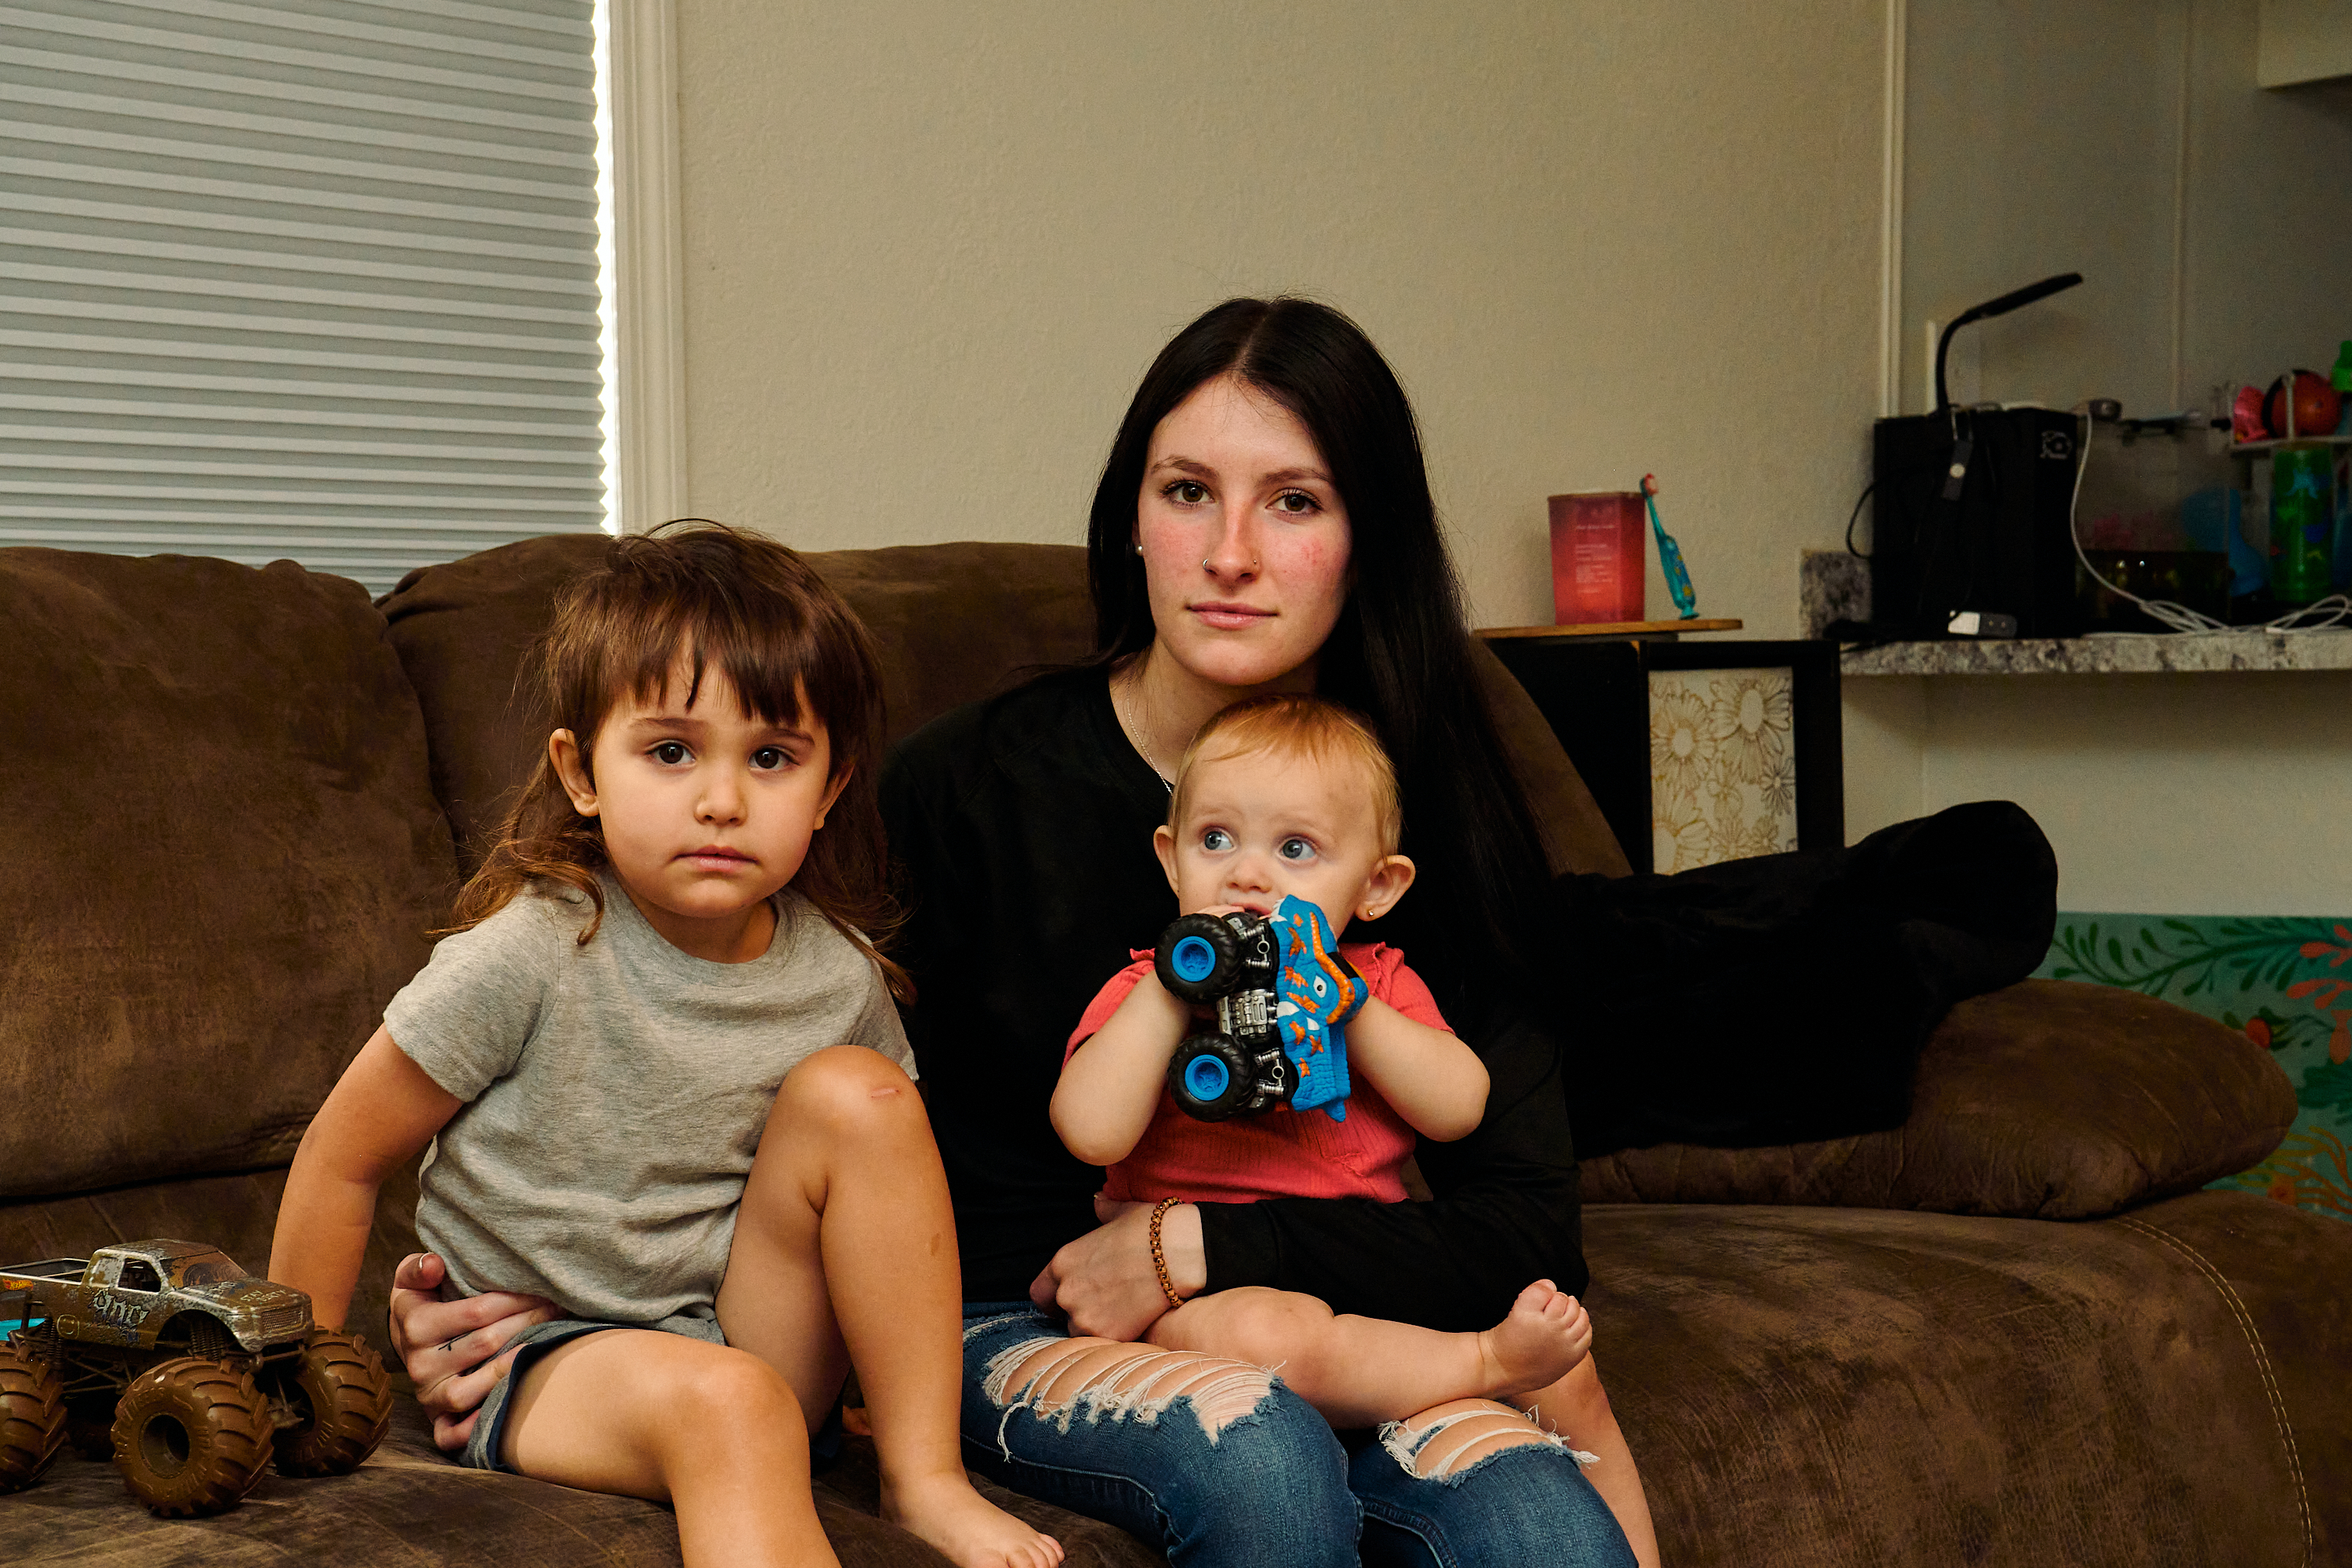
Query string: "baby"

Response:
xmin=1051 ymin=693 xmax=1592 ymax=1430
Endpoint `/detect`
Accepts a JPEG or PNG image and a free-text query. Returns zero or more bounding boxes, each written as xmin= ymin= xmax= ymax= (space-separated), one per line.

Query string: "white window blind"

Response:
xmin=0 ymin=0 xmax=608 ymax=596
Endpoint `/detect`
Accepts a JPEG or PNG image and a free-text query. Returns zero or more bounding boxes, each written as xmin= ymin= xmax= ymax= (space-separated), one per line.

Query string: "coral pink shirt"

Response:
xmin=1064 ymin=943 xmax=1450 ymax=1204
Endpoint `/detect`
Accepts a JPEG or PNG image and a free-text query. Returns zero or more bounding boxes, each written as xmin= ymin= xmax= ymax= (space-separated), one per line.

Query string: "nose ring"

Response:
xmin=1203 ymin=557 xmax=1261 ymax=572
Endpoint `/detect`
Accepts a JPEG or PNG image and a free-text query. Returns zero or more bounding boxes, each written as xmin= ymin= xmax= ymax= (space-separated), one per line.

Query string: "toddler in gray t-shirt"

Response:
xmin=269 ymin=525 xmax=1061 ymax=1568
xmin=387 ymin=871 xmax=913 ymax=1327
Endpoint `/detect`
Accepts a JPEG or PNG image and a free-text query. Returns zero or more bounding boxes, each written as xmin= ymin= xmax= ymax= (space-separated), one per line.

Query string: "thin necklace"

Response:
xmin=1111 ymin=665 xmax=1176 ymax=792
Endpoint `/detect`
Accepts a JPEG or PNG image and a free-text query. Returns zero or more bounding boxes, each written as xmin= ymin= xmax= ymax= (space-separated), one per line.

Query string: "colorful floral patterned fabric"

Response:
xmin=2037 ymin=914 xmax=2351 ymax=1222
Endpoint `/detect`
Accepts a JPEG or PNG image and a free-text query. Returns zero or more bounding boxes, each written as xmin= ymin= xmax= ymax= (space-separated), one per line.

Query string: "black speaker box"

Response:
xmin=1871 ymin=407 xmax=2085 ymax=640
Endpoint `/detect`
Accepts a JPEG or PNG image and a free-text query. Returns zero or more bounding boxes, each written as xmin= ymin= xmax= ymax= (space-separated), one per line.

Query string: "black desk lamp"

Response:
xmin=1933 ymin=271 xmax=2082 ymax=416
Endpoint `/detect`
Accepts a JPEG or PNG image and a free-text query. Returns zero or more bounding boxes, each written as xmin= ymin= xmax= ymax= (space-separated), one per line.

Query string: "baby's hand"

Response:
xmin=1272 ymin=897 xmax=1361 ymax=1015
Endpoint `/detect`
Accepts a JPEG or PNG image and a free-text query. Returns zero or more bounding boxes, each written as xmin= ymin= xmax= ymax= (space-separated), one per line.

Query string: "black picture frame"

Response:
xmin=1483 ymin=637 xmax=1843 ymax=874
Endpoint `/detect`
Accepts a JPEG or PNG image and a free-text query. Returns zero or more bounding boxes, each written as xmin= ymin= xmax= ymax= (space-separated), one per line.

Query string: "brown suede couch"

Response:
xmin=2 ymin=535 xmax=2343 ymax=1567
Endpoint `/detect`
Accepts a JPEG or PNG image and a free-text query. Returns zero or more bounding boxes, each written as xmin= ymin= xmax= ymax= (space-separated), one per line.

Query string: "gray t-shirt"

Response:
xmin=383 ymin=873 xmax=913 ymax=1325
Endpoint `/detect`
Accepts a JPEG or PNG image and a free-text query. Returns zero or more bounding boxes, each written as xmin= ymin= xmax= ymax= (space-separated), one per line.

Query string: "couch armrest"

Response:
xmin=1579 ymin=979 xmax=2297 ymax=1218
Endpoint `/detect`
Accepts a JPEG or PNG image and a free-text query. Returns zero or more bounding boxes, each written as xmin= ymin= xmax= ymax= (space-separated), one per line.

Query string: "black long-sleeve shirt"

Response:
xmin=880 ymin=666 xmax=1585 ymax=1331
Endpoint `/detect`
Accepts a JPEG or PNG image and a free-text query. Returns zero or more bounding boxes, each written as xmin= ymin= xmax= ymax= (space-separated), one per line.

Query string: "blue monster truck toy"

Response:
xmin=1152 ymin=895 xmax=1370 ymax=1122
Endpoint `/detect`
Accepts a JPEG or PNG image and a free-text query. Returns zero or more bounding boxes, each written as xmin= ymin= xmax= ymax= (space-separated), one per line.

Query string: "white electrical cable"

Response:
xmin=2066 ymin=401 xmax=2350 ymax=637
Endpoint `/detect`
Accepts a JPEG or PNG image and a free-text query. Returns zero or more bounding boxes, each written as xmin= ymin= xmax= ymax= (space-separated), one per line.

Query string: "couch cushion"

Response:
xmin=379 ymin=536 xmax=1102 ymax=872
xmin=376 ymin=534 xmax=604 ymax=873
xmin=0 ymin=550 xmax=455 ymax=1200
xmin=1579 ymin=979 xmax=2297 ymax=1218
xmin=2120 ymin=1189 xmax=2350 ymax=1566
xmin=1472 ymin=639 xmax=1631 ymax=877
xmin=0 ymin=1392 xmax=1164 ymax=1566
xmin=1583 ymin=1191 xmax=2343 ymax=1568
xmin=381 ymin=533 xmax=1627 ymax=878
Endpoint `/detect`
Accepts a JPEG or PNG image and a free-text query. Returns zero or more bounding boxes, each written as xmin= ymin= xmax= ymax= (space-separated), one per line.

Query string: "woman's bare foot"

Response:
xmin=882 ymin=1471 xmax=1063 ymax=1568
xmin=1476 ymin=1279 xmax=1592 ymax=1399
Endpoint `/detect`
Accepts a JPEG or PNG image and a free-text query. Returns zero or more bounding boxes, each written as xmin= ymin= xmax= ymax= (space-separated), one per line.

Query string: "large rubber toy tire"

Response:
xmin=1156 ymin=915 xmax=1242 ymax=1004
xmin=0 ymin=1342 xmax=65 ymax=1491
xmin=111 ymin=1357 xmax=273 ymax=1517
xmin=1168 ymin=1033 xmax=1257 ymax=1122
xmin=272 ymin=1329 xmax=394 ymax=1476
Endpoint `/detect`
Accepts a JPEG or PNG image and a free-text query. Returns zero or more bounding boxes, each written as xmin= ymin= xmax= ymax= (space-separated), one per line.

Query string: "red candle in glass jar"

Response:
xmin=1550 ymin=492 xmax=1646 ymax=623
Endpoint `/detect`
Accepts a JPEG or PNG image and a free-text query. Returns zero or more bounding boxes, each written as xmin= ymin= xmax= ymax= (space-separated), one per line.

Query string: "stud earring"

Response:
xmin=1134 ymin=543 xmax=1144 ymax=555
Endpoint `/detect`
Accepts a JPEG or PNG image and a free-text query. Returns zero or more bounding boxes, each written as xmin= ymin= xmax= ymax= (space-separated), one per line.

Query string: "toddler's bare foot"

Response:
xmin=883 ymin=1471 xmax=1063 ymax=1568
xmin=1476 ymin=1279 xmax=1592 ymax=1399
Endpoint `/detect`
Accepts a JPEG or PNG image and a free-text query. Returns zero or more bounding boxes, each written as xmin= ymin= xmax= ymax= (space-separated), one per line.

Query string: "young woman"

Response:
xmin=388 ymin=300 xmax=1659 ymax=1566
xmin=886 ymin=299 xmax=1657 ymax=1566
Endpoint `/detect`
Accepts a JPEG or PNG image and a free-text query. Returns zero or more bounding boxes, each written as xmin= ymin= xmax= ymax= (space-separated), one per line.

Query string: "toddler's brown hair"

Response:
xmin=453 ymin=521 xmax=906 ymax=995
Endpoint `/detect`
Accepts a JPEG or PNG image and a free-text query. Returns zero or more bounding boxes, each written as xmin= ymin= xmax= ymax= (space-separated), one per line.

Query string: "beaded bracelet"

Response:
xmin=1147 ymin=1196 xmax=1186 ymax=1311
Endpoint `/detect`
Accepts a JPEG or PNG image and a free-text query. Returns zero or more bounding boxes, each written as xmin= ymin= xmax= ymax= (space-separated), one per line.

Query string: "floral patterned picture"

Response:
xmin=2037 ymin=915 xmax=2351 ymax=1224
xmin=1647 ymin=666 xmax=1798 ymax=873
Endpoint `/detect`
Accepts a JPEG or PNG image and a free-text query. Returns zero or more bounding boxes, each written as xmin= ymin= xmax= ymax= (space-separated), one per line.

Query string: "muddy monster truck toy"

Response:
xmin=0 ymin=1240 xmax=393 ymax=1516
xmin=1153 ymin=897 xmax=1369 ymax=1122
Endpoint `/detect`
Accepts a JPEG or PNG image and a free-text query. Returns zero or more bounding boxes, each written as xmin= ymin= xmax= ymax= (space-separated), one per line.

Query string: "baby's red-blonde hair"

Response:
xmin=452 ymin=521 xmax=907 ymax=997
xmin=1167 ymin=694 xmax=1403 ymax=853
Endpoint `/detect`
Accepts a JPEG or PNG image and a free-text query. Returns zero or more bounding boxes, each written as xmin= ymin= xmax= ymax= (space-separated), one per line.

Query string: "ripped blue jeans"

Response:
xmin=961 ymin=1304 xmax=1635 ymax=1568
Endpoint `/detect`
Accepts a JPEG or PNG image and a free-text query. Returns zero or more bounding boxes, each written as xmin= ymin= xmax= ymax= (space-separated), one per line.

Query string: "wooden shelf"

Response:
xmin=1475 ymin=618 xmax=1744 ymax=641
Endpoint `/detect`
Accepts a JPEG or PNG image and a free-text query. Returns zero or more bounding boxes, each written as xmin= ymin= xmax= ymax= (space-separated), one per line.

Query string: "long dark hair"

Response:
xmin=456 ymin=521 xmax=909 ymax=997
xmin=1086 ymin=297 xmax=1551 ymax=981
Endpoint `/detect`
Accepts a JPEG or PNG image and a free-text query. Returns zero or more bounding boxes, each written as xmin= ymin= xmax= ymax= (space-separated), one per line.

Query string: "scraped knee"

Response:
xmin=982 ymin=1335 xmax=1276 ymax=1441
xmin=777 ymin=1045 xmax=916 ymax=1131
xmin=1380 ymin=1399 xmax=1599 ymax=1483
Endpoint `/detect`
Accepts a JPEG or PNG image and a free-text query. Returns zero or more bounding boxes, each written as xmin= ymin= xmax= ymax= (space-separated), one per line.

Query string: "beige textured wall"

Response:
xmin=671 ymin=1 xmax=1886 ymax=637
xmin=666 ymin=0 xmax=2347 ymax=913
xmin=1899 ymin=0 xmax=2187 ymax=414
xmin=1899 ymin=0 xmax=2352 ymax=417
xmin=1861 ymin=0 xmax=2352 ymax=916
xmin=1919 ymin=671 xmax=2352 ymax=916
xmin=1849 ymin=670 xmax=2352 ymax=915
xmin=2183 ymin=0 xmax=2352 ymax=397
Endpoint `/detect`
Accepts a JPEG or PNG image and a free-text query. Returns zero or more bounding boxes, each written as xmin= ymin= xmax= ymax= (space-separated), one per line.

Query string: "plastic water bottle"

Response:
xmin=2270 ymin=445 xmax=2334 ymax=603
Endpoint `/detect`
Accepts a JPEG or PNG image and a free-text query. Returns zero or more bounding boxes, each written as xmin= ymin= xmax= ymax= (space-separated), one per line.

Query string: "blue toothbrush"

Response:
xmin=1641 ymin=474 xmax=1698 ymax=619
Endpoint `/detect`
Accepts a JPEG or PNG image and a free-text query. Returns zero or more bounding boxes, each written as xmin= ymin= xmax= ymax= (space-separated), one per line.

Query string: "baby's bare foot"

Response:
xmin=1476 ymin=1279 xmax=1592 ymax=1399
xmin=883 ymin=1471 xmax=1063 ymax=1568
